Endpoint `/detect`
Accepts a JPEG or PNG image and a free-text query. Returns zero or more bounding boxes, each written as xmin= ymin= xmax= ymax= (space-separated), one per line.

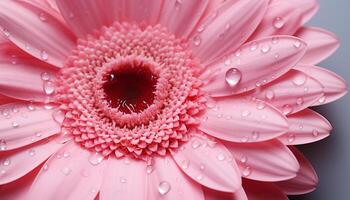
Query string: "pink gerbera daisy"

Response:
xmin=0 ymin=0 xmax=347 ymax=199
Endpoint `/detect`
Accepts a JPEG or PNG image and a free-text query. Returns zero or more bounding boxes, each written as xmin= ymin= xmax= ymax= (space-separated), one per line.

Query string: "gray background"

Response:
xmin=290 ymin=0 xmax=350 ymax=200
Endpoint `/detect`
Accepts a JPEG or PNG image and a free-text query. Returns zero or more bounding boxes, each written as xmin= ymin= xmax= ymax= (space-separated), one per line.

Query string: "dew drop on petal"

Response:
xmin=312 ymin=129 xmax=320 ymax=137
xmin=41 ymin=51 xmax=49 ymax=61
xmin=261 ymin=44 xmax=271 ymax=54
xmin=191 ymin=139 xmax=201 ymax=149
xmin=272 ymin=37 xmax=279 ymax=44
xmin=293 ymin=73 xmax=307 ymax=86
xmin=181 ymin=160 xmax=190 ymax=169
xmin=39 ymin=13 xmax=47 ymax=21
xmin=240 ymin=156 xmax=248 ymax=164
xmin=282 ymin=104 xmax=293 ymax=115
xmin=242 ymin=166 xmax=251 ymax=177
xmin=43 ymin=81 xmax=55 ymax=95
xmin=0 ymin=139 xmax=7 ymax=151
xmin=193 ymin=35 xmax=201 ymax=46
xmin=241 ymin=110 xmax=251 ymax=117
xmin=273 ymin=17 xmax=285 ymax=29
xmin=41 ymin=72 xmax=51 ymax=81
xmin=288 ymin=134 xmax=296 ymax=143
xmin=250 ymin=42 xmax=258 ymax=51
xmin=3 ymin=159 xmax=11 ymax=166
xmin=294 ymin=40 xmax=302 ymax=48
xmin=265 ymin=90 xmax=275 ymax=100
xmin=52 ymin=110 xmax=65 ymax=123
xmin=120 ymin=177 xmax=127 ymax=183
xmin=318 ymin=96 xmax=326 ymax=104
xmin=12 ymin=122 xmax=19 ymax=128
xmin=225 ymin=68 xmax=242 ymax=87
xmin=216 ymin=153 xmax=226 ymax=161
xmin=89 ymin=152 xmax=104 ymax=166
xmin=28 ymin=149 xmax=36 ymax=156
xmin=61 ymin=167 xmax=72 ymax=176
xmin=158 ymin=181 xmax=171 ymax=195
xmin=146 ymin=165 xmax=154 ymax=174
xmin=257 ymin=102 xmax=266 ymax=110
xmin=296 ymin=97 xmax=304 ymax=105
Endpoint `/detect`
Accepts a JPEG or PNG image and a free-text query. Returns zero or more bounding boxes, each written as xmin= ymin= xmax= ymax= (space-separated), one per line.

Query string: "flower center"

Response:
xmin=54 ymin=22 xmax=205 ymax=160
xmin=103 ymin=64 xmax=158 ymax=114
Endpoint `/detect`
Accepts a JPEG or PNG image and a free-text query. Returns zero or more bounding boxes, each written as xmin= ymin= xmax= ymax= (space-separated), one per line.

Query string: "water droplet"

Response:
xmin=318 ymin=96 xmax=326 ymax=104
xmin=293 ymin=73 xmax=307 ymax=86
xmin=41 ymin=72 xmax=51 ymax=81
xmin=41 ymin=51 xmax=49 ymax=61
xmin=146 ymin=165 xmax=153 ymax=174
xmin=193 ymin=35 xmax=201 ymax=46
xmin=0 ymin=139 xmax=7 ymax=151
xmin=241 ymin=110 xmax=251 ymax=117
xmin=28 ymin=149 xmax=36 ymax=156
xmin=43 ymin=81 xmax=55 ymax=95
xmin=217 ymin=153 xmax=226 ymax=161
xmin=43 ymin=164 xmax=49 ymax=171
xmin=3 ymin=159 xmax=11 ymax=166
xmin=39 ymin=13 xmax=47 ymax=21
xmin=240 ymin=156 xmax=248 ymax=164
xmin=312 ymin=129 xmax=319 ymax=137
xmin=296 ymin=97 xmax=304 ymax=105
xmin=89 ymin=152 xmax=104 ymax=166
xmin=2 ymin=28 xmax=10 ymax=37
xmin=261 ymin=44 xmax=271 ymax=54
xmin=282 ymin=104 xmax=293 ymax=115
xmin=197 ymin=25 xmax=205 ymax=33
xmin=1 ymin=169 xmax=6 ymax=175
xmin=200 ymin=164 xmax=205 ymax=170
xmin=205 ymin=97 xmax=216 ymax=109
xmin=251 ymin=131 xmax=260 ymax=141
xmin=25 ymin=43 xmax=31 ymax=50
xmin=225 ymin=68 xmax=242 ymax=87
xmin=158 ymin=181 xmax=171 ymax=195
xmin=257 ymin=102 xmax=266 ymax=110
xmin=242 ymin=166 xmax=251 ymax=177
xmin=52 ymin=110 xmax=65 ymax=123
xmin=181 ymin=160 xmax=190 ymax=169
xmin=61 ymin=167 xmax=72 ymax=176
xmin=274 ymin=53 xmax=280 ymax=59
xmin=250 ymin=42 xmax=258 ymax=51
xmin=196 ymin=174 xmax=204 ymax=180
xmin=273 ymin=17 xmax=285 ymax=29
xmin=27 ymin=103 xmax=36 ymax=111
xmin=11 ymin=122 xmax=19 ymax=128
xmin=63 ymin=151 xmax=70 ymax=158
xmin=191 ymin=139 xmax=201 ymax=149
xmin=120 ymin=177 xmax=127 ymax=183
xmin=241 ymin=136 xmax=249 ymax=143
xmin=294 ymin=40 xmax=302 ymax=48
xmin=265 ymin=90 xmax=275 ymax=100
xmin=272 ymin=37 xmax=279 ymax=44
xmin=35 ymin=132 xmax=42 ymax=137
xmin=287 ymin=134 xmax=296 ymax=143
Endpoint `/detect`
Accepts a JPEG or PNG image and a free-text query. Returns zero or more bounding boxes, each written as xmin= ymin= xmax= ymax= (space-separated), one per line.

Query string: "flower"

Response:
xmin=0 ymin=0 xmax=347 ymax=199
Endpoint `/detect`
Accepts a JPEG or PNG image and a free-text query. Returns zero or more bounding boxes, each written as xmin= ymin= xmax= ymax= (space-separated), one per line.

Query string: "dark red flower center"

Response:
xmin=103 ymin=65 xmax=158 ymax=114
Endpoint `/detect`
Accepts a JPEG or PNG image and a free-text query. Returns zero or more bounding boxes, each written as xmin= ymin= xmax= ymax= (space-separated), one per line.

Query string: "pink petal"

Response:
xmin=296 ymin=27 xmax=339 ymax=65
xmin=0 ymin=94 xmax=16 ymax=105
xmin=270 ymin=0 xmax=319 ymax=24
xmin=28 ymin=142 xmax=105 ymax=200
xmin=188 ymin=0 xmax=268 ymax=66
xmin=171 ymin=134 xmax=241 ymax=193
xmin=100 ymin=157 xmax=148 ymax=200
xmin=249 ymin=1 xmax=303 ymax=40
xmin=295 ymin=65 xmax=347 ymax=105
xmin=201 ymin=36 xmax=307 ymax=97
xmin=203 ymin=186 xmax=248 ymax=200
xmin=241 ymin=70 xmax=324 ymax=115
xmin=148 ymin=156 xmax=204 ymax=200
xmin=0 ymin=166 xmax=39 ymax=200
xmin=199 ymin=97 xmax=288 ymax=143
xmin=0 ymin=42 xmax=59 ymax=102
xmin=159 ymin=0 xmax=209 ymax=38
xmin=0 ymin=0 xmax=75 ymax=67
xmin=0 ymin=139 xmax=63 ymax=185
xmin=278 ymin=109 xmax=332 ymax=145
xmin=275 ymin=146 xmax=318 ymax=195
xmin=0 ymin=102 xmax=61 ymax=151
xmin=243 ymin=179 xmax=288 ymax=200
xmin=225 ymin=140 xmax=300 ymax=182
xmin=56 ymin=0 xmax=122 ymax=37
xmin=124 ymin=0 xmax=162 ymax=25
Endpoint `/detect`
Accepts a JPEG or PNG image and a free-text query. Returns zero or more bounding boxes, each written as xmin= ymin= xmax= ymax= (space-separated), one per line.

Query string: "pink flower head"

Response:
xmin=0 ymin=0 xmax=347 ymax=199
